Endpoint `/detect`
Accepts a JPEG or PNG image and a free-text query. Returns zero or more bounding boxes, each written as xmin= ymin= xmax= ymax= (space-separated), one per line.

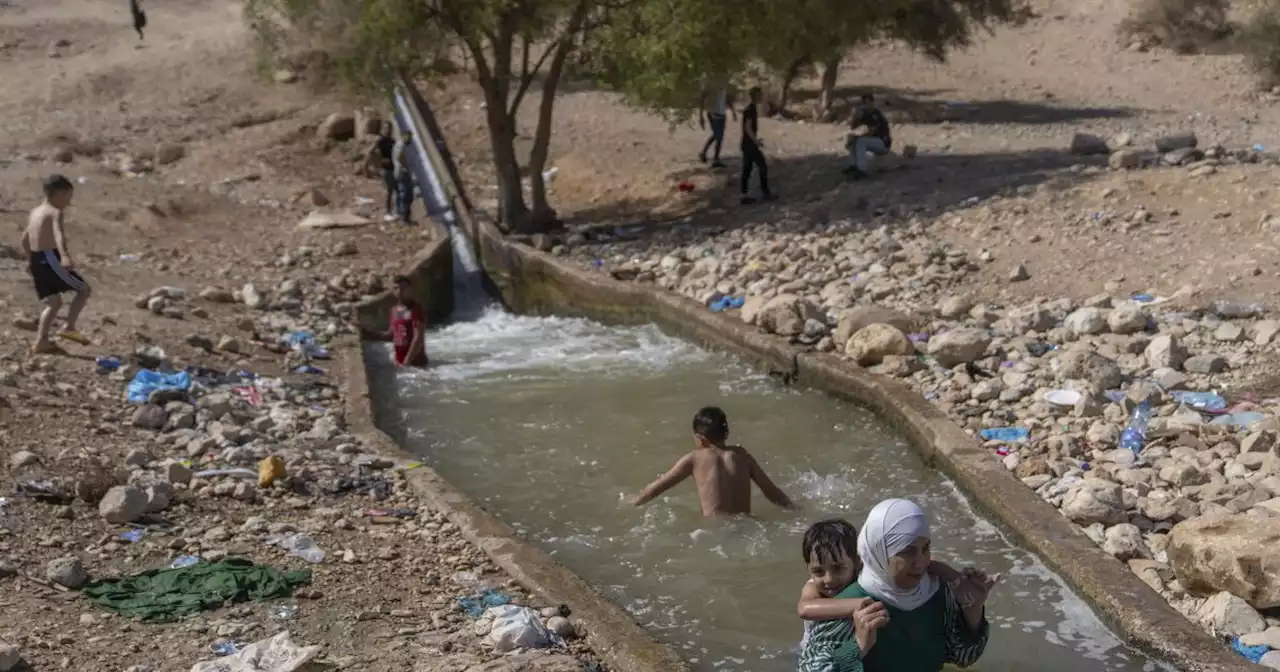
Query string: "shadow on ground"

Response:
xmin=561 ymin=146 xmax=1105 ymax=243
xmin=785 ymin=84 xmax=1137 ymax=126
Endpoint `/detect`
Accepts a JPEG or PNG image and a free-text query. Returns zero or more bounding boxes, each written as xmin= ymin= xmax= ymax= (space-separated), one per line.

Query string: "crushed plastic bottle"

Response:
xmin=1119 ymin=401 xmax=1153 ymax=456
xmin=95 ymin=356 xmax=122 ymax=372
xmin=281 ymin=534 xmax=325 ymax=563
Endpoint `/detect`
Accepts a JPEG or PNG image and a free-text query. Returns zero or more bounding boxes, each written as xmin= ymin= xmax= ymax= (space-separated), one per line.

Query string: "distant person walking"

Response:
xmin=845 ymin=94 xmax=892 ymax=180
xmin=698 ymin=86 xmax=735 ymax=169
xmin=364 ymin=122 xmax=399 ymax=222
xmin=740 ymin=86 xmax=775 ymax=205
xmin=130 ymin=0 xmax=146 ymax=40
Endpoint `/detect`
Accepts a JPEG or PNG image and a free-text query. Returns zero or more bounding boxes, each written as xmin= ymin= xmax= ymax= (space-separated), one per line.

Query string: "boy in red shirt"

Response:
xmin=389 ymin=275 xmax=427 ymax=367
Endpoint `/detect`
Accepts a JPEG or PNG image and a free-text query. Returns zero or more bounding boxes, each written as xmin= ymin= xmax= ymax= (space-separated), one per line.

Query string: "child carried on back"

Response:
xmin=797 ymin=518 xmax=973 ymax=660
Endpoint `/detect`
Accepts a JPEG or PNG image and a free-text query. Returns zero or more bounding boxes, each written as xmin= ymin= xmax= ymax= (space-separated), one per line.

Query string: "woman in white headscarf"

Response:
xmin=797 ymin=499 xmax=993 ymax=672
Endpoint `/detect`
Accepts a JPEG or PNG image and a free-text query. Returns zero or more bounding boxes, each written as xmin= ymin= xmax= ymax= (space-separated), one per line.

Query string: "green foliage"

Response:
xmin=1240 ymin=0 xmax=1280 ymax=88
xmin=1117 ymin=0 xmax=1233 ymax=54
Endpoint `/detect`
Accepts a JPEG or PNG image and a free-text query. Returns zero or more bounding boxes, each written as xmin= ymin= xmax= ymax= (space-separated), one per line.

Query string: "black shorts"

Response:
xmin=29 ymin=250 xmax=87 ymax=300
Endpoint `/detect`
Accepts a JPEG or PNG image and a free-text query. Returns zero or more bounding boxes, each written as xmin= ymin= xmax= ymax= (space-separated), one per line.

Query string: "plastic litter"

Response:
xmin=194 ymin=632 xmax=318 ymax=671
xmin=194 ymin=468 xmax=258 ymax=480
xmin=258 ymin=456 xmax=286 ymax=489
xmin=1130 ymin=293 xmax=1155 ymax=303
xmin=1026 ymin=342 xmax=1057 ymax=357
xmin=1170 ymin=391 xmax=1227 ymax=412
xmin=486 ymin=604 xmax=555 ymax=652
xmin=275 ymin=534 xmax=325 ymax=564
xmin=366 ymin=507 xmax=415 ymax=518
xmin=126 ymin=369 xmax=191 ymax=404
xmin=96 ymin=356 xmax=122 ymax=372
xmin=293 ymin=365 xmax=324 ymax=375
xmin=979 ymin=427 xmax=1029 ymax=442
xmin=1043 ymin=390 xmax=1081 ymax=407
xmin=1119 ymin=402 xmax=1153 ymax=456
xmin=1210 ymin=411 xmax=1267 ymax=428
xmin=1104 ymin=390 xmax=1127 ymax=404
xmin=210 ymin=641 xmax=246 ymax=657
xmin=121 ymin=529 xmax=146 ymax=543
xmin=1233 ymin=637 xmax=1270 ymax=663
xmin=708 ymin=296 xmax=745 ymax=312
xmin=13 ymin=479 xmax=72 ymax=504
xmin=170 ymin=555 xmax=201 ymax=569
xmin=907 ymin=332 xmax=930 ymax=343
xmin=995 ymin=446 xmax=1011 ymax=457
xmin=270 ymin=604 xmax=299 ymax=620
xmin=458 ymin=588 xmax=512 ymax=618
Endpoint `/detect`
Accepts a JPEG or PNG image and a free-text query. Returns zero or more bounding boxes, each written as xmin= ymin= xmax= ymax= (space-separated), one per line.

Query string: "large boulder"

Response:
xmin=846 ymin=324 xmax=914 ymax=366
xmin=757 ymin=294 xmax=824 ymax=337
xmin=926 ymin=329 xmax=991 ymax=367
xmin=1061 ymin=480 xmax=1127 ymax=525
xmin=1197 ymin=591 xmax=1266 ymax=638
xmin=1168 ymin=515 xmax=1280 ymax=609
xmin=832 ymin=306 xmax=920 ymax=346
xmin=99 ymin=485 xmax=147 ymax=524
xmin=1107 ymin=304 xmax=1148 ymax=334
xmin=1055 ymin=350 xmax=1124 ymax=389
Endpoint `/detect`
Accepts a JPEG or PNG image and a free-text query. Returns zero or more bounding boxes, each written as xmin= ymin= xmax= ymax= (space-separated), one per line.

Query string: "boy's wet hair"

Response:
xmin=42 ymin=174 xmax=73 ymax=196
xmin=803 ymin=518 xmax=859 ymax=565
xmin=692 ymin=406 xmax=729 ymax=443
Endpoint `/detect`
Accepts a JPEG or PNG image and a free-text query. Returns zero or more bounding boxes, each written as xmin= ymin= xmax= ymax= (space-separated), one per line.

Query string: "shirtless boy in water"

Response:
xmin=20 ymin=174 xmax=92 ymax=354
xmin=631 ymin=406 xmax=795 ymax=517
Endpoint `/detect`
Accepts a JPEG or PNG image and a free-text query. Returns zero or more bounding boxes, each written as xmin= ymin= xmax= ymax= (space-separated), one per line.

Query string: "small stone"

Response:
xmin=154 ymin=143 xmax=185 ymax=166
xmin=1242 ymin=431 xmax=1277 ymax=454
xmin=1214 ymin=323 xmax=1245 ymax=343
xmin=1184 ymin=354 xmax=1227 ymax=375
xmin=216 ymin=336 xmax=242 ymax=354
xmin=185 ymin=333 xmax=214 ymax=351
xmin=46 ymin=556 xmax=87 ymax=589
xmin=546 ymin=616 xmax=576 ymax=638
xmin=123 ymin=449 xmax=154 ymax=468
xmin=131 ymin=405 xmax=168 ymax=430
xmin=164 ymin=460 xmax=193 ymax=484
xmin=1144 ymin=335 xmax=1187 ymax=370
xmin=0 ymin=641 xmax=19 ymax=672
xmin=9 ymin=450 xmax=38 ymax=469
xmin=1008 ymin=264 xmax=1030 ymax=282
xmin=99 ymin=485 xmax=147 ymax=523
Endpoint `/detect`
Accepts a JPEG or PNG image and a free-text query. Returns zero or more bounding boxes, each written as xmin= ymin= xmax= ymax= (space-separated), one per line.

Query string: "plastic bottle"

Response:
xmin=1119 ymin=401 xmax=1152 ymax=456
xmin=284 ymin=534 xmax=325 ymax=563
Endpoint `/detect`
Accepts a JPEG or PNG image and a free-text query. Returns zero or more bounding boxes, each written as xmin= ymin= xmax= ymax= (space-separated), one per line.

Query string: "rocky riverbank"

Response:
xmin=1 ymin=270 xmax=599 ymax=672
xmin=540 ymin=162 xmax=1280 ymax=665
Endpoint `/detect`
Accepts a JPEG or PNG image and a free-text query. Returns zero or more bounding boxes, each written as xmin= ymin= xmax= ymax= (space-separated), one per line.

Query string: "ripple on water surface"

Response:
xmin=369 ymin=309 xmax=1162 ymax=672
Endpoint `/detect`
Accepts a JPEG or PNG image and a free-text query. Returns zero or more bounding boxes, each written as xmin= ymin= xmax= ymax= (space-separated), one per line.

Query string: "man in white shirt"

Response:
xmin=698 ymin=87 xmax=736 ymax=169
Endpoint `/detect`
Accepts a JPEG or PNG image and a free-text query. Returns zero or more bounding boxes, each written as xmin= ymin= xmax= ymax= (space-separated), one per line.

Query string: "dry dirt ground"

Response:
xmin=0 ymin=0 xmax=596 ymax=670
xmin=430 ymin=0 xmax=1280 ymax=309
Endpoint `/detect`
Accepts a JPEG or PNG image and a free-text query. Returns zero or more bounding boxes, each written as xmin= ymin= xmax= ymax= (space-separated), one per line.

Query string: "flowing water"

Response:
xmin=368 ymin=309 xmax=1161 ymax=672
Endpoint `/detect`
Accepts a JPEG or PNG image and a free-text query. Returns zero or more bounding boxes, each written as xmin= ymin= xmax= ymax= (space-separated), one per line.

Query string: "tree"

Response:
xmin=246 ymin=0 xmax=594 ymax=234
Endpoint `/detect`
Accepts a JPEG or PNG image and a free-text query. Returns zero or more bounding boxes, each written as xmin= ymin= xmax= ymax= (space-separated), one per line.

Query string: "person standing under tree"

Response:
xmin=698 ymin=86 xmax=736 ymax=169
xmin=740 ymin=86 xmax=775 ymax=205
xmin=130 ymin=0 xmax=146 ymax=40
xmin=364 ymin=122 xmax=399 ymax=222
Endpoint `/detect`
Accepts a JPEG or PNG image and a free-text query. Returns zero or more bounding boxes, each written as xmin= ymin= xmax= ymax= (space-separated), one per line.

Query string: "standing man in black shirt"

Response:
xmin=845 ymin=93 xmax=892 ymax=180
xmin=130 ymin=0 xmax=147 ymax=40
xmin=740 ymin=86 xmax=775 ymax=205
xmin=364 ymin=122 xmax=400 ymax=222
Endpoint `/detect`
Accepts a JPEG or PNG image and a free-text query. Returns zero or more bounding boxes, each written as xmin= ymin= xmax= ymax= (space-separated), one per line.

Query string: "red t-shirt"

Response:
xmin=390 ymin=301 xmax=427 ymax=366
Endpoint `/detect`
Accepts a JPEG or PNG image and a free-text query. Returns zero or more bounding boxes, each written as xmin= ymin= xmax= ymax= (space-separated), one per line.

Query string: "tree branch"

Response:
xmin=509 ymin=39 xmax=559 ymax=116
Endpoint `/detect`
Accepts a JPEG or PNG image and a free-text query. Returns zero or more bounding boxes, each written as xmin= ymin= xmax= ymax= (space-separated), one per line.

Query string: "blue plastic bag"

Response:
xmin=457 ymin=588 xmax=511 ymax=618
xmin=979 ymin=427 xmax=1030 ymax=442
xmin=125 ymin=369 xmax=192 ymax=404
xmin=1170 ymin=391 xmax=1227 ymax=412
xmin=1233 ymin=637 xmax=1270 ymax=663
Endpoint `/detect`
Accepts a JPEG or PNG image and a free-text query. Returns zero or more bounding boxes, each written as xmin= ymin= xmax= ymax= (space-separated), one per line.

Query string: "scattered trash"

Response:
xmin=1104 ymin=390 xmax=1127 ymax=404
xmin=322 ymin=475 xmax=392 ymax=500
xmin=708 ymin=296 xmax=745 ymax=312
xmin=979 ymin=427 xmax=1029 ymax=442
xmin=1043 ymin=390 xmax=1082 ymax=407
xmin=1026 ymin=342 xmax=1057 ymax=357
xmin=170 ymin=555 xmax=201 ymax=569
xmin=194 ymin=468 xmax=258 ymax=480
xmin=293 ymin=365 xmax=324 ymax=375
xmin=126 ymin=369 xmax=191 ymax=404
xmin=995 ymin=446 xmax=1011 ymax=457
xmin=210 ymin=641 xmax=246 ymax=657
xmin=1233 ymin=637 xmax=1270 ymax=664
xmin=365 ymin=507 xmax=415 ymax=518
xmin=270 ymin=603 xmax=299 ymax=620
xmin=1210 ymin=411 xmax=1267 ymax=428
xmin=1119 ymin=401 xmax=1153 ymax=456
xmin=82 ymin=558 xmax=312 ymax=623
xmin=13 ymin=479 xmax=72 ymax=504
xmin=192 ymin=632 xmax=319 ymax=672
xmin=907 ymin=332 xmax=930 ymax=344
xmin=95 ymin=356 xmax=122 ymax=372
xmin=273 ymin=534 xmax=325 ymax=564
xmin=233 ymin=385 xmax=263 ymax=406
xmin=1130 ymin=293 xmax=1154 ymax=303
xmin=119 ymin=253 xmax=140 ymax=262
xmin=1170 ymin=391 xmax=1227 ymax=412
xmin=458 ymin=588 xmax=512 ymax=618
xmin=487 ymin=604 xmax=556 ymax=652
xmin=1253 ymin=144 xmax=1266 ymax=153
xmin=676 ymin=181 xmax=695 ymax=193
xmin=120 ymin=529 xmax=146 ymax=543
xmin=258 ymin=456 xmax=286 ymax=489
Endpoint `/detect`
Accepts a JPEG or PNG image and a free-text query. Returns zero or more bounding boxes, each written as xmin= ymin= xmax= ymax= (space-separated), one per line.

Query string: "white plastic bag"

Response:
xmin=190 ymin=631 xmax=319 ymax=672
xmin=486 ymin=605 xmax=553 ymax=652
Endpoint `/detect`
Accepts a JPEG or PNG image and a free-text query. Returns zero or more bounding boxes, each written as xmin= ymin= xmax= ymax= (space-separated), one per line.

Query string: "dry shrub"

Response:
xmin=1239 ymin=0 xmax=1280 ymax=87
xmin=1119 ymin=0 xmax=1234 ymax=53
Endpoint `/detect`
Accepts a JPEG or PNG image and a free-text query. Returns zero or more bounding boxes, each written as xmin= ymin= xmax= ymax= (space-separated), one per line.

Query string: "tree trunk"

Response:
xmin=481 ymin=81 xmax=528 ymax=234
xmin=524 ymin=4 xmax=589 ymax=233
xmin=775 ymin=55 xmax=810 ymax=115
xmin=818 ymin=55 xmax=841 ymax=118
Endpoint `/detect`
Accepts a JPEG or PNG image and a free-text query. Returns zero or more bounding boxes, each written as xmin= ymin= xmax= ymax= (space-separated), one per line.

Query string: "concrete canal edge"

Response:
xmin=464 ymin=213 xmax=1258 ymax=672
xmin=345 ymin=221 xmax=691 ymax=671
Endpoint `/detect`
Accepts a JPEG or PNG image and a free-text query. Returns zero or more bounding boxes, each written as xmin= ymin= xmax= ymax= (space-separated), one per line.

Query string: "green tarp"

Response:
xmin=82 ymin=558 xmax=311 ymax=623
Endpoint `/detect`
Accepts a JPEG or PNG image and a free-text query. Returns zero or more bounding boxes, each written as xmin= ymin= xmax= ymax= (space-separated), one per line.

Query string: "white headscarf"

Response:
xmin=857 ymin=498 xmax=939 ymax=611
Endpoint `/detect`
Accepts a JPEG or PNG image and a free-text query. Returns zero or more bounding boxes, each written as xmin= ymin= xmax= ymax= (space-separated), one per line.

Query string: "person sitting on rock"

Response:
xmin=844 ymin=94 xmax=891 ymax=180
xmin=630 ymin=406 xmax=795 ymax=517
